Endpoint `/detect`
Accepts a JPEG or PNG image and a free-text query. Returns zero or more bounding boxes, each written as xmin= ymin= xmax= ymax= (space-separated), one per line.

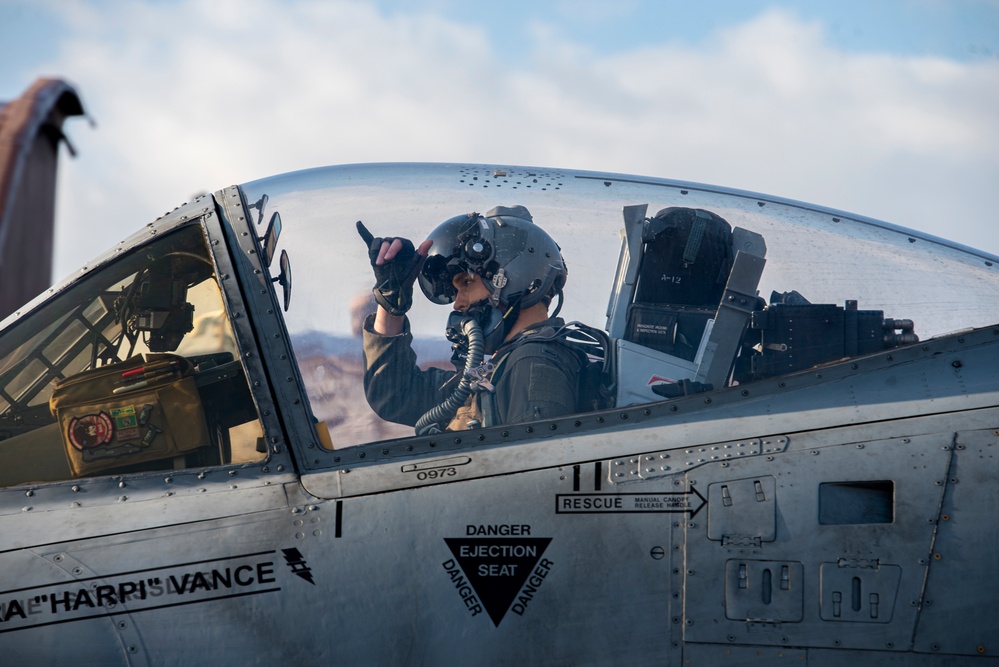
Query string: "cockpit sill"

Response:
xmin=301 ymin=322 xmax=999 ymax=499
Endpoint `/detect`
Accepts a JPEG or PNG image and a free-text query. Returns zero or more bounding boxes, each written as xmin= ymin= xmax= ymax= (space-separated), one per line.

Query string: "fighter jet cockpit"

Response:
xmin=1 ymin=163 xmax=997 ymax=662
xmin=0 ymin=224 xmax=265 ymax=487
xmin=238 ymin=164 xmax=999 ymax=453
xmin=2 ymin=163 xmax=998 ymax=489
xmin=0 ymin=164 xmax=999 ymax=665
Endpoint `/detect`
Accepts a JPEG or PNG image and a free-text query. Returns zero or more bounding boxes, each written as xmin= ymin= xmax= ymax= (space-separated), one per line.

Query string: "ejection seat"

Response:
xmin=605 ymin=205 xmax=767 ymax=406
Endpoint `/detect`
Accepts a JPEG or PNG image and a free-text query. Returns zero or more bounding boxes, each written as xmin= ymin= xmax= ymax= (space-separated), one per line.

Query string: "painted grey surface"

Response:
xmin=0 ymin=163 xmax=996 ymax=665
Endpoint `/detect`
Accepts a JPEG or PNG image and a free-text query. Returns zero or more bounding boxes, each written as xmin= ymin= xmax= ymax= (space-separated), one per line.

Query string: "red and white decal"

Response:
xmin=67 ymin=412 xmax=114 ymax=450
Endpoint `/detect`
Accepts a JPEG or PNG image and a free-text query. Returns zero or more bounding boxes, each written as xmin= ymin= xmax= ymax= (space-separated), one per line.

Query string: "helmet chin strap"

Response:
xmin=549 ymin=288 xmax=564 ymax=318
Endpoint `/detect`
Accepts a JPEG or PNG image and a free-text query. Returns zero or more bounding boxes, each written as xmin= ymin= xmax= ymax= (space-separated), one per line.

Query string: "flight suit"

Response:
xmin=362 ymin=314 xmax=582 ymax=429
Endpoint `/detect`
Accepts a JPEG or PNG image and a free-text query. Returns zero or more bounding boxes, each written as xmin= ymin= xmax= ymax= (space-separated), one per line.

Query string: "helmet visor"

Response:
xmin=420 ymin=253 xmax=463 ymax=304
xmin=419 ymin=213 xmax=495 ymax=304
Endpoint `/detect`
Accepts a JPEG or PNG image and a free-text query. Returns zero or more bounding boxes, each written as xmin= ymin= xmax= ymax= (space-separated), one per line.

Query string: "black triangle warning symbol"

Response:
xmin=444 ymin=537 xmax=552 ymax=627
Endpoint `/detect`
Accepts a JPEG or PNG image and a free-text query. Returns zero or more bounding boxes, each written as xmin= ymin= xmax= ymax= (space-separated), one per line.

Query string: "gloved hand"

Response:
xmin=357 ymin=221 xmax=429 ymax=316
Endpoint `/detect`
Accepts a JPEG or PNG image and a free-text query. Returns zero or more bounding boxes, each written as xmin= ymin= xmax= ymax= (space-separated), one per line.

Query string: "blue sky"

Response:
xmin=383 ymin=0 xmax=999 ymax=61
xmin=1 ymin=0 xmax=998 ymax=278
xmin=5 ymin=1 xmax=999 ymax=64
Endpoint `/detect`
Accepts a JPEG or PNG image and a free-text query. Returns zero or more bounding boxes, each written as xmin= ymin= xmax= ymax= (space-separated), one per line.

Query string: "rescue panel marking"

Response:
xmin=556 ymin=488 xmax=706 ymax=516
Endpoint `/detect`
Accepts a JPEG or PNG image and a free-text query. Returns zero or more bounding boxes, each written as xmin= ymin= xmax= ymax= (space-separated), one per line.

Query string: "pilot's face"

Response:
xmin=452 ymin=272 xmax=491 ymax=312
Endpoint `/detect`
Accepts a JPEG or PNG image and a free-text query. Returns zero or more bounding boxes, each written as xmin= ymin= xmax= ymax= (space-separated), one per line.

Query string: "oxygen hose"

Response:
xmin=415 ymin=317 xmax=484 ymax=435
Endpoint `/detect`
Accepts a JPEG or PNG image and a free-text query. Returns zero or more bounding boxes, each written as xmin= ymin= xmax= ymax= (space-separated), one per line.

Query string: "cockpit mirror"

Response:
xmin=261 ymin=212 xmax=282 ymax=268
xmin=272 ymin=249 xmax=292 ymax=312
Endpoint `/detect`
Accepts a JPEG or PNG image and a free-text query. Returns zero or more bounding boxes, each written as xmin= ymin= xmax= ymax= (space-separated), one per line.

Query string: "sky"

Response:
xmin=1 ymin=0 xmax=998 ymax=281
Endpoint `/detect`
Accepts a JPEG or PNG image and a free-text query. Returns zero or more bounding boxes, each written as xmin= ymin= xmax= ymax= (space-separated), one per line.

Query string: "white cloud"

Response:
xmin=51 ymin=2 xmax=999 ymax=278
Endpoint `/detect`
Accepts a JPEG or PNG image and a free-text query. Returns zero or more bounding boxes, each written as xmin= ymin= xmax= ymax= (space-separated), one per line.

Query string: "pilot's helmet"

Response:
xmin=419 ymin=205 xmax=567 ymax=310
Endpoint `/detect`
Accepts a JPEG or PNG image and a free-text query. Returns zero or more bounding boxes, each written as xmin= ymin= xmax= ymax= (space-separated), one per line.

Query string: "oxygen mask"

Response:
xmin=446 ymin=300 xmax=509 ymax=358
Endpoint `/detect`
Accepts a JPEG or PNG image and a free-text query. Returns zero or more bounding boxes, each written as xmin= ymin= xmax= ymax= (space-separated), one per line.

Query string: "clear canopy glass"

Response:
xmin=241 ymin=163 xmax=999 ymax=447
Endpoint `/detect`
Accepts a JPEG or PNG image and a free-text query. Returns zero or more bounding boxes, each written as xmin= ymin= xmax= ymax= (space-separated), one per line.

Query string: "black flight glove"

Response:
xmin=357 ymin=220 xmax=425 ymax=316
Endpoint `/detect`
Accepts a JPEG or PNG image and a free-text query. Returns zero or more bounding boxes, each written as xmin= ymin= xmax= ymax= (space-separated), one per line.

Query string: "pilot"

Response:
xmin=357 ymin=205 xmax=583 ymax=433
